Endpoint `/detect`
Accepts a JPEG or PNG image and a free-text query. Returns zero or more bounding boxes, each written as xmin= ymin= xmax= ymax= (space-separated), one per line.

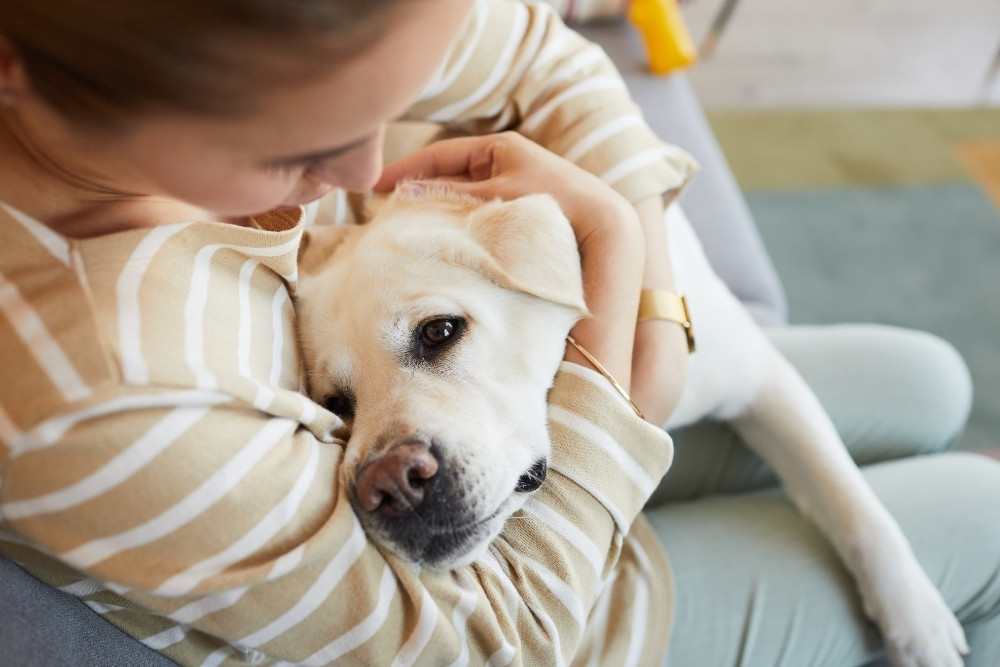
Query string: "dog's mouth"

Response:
xmin=374 ymin=499 xmax=513 ymax=569
xmin=349 ymin=486 xmax=515 ymax=570
xmin=348 ymin=443 xmax=548 ymax=569
xmin=513 ymin=459 xmax=547 ymax=493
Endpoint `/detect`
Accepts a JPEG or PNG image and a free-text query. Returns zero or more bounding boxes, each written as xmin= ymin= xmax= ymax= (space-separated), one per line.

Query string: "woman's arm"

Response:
xmin=402 ymin=0 xmax=697 ymax=423
xmin=406 ymin=0 xmax=697 ymax=208
xmin=1 ymin=382 xmax=671 ymax=665
xmin=0 ymin=187 xmax=671 ymax=665
xmin=632 ymin=195 xmax=690 ymax=425
xmin=377 ymin=132 xmax=645 ymax=385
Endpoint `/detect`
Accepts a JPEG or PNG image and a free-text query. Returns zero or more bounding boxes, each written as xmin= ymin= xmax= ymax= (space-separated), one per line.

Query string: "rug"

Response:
xmin=706 ymin=109 xmax=1000 ymax=451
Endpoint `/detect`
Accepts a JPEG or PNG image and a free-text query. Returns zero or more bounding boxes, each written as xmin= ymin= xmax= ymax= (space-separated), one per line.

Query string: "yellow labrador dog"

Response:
xmin=297 ymin=187 xmax=585 ymax=570
xmin=296 ymin=186 xmax=966 ymax=667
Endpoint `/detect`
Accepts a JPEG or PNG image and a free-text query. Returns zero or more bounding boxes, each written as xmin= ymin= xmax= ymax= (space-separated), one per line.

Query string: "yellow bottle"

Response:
xmin=628 ymin=0 xmax=698 ymax=75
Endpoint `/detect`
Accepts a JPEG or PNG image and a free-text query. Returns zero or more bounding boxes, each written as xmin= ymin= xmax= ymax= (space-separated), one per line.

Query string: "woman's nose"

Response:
xmin=347 ymin=150 xmax=383 ymax=192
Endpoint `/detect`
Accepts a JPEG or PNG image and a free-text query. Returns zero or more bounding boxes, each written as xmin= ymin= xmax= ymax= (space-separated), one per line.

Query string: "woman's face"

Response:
xmin=34 ymin=0 xmax=472 ymax=217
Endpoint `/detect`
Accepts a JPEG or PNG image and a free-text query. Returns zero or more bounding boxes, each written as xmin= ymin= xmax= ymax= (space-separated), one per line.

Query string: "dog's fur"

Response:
xmin=297 ymin=188 xmax=585 ymax=569
xmin=297 ymin=187 xmax=967 ymax=666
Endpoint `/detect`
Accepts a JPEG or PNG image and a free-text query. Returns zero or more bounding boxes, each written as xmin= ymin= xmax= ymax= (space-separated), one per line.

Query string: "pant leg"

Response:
xmin=650 ymin=324 xmax=973 ymax=503
xmin=647 ymin=452 xmax=1000 ymax=667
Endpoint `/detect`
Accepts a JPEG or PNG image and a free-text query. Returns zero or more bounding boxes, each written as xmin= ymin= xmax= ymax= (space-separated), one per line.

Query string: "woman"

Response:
xmin=1 ymin=0 xmax=998 ymax=665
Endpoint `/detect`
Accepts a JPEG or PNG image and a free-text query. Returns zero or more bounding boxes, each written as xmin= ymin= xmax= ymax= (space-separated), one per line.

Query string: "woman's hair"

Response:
xmin=0 ymin=0 xmax=408 ymax=131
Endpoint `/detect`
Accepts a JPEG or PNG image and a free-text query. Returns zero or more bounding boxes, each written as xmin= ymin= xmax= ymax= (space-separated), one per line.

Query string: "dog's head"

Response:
xmin=296 ymin=186 xmax=586 ymax=569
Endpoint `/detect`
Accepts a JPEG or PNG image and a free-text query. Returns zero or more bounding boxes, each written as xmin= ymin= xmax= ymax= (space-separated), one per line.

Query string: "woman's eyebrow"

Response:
xmin=268 ymin=135 xmax=373 ymax=166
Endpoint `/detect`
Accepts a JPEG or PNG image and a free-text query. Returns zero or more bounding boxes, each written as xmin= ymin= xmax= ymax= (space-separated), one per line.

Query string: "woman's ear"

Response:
xmin=464 ymin=194 xmax=588 ymax=316
xmin=297 ymin=225 xmax=357 ymax=277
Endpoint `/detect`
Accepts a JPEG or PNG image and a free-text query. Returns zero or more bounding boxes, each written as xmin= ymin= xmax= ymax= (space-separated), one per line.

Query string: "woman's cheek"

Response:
xmin=133 ymin=159 xmax=292 ymax=214
xmin=196 ymin=174 xmax=303 ymax=216
xmin=207 ymin=180 xmax=288 ymax=214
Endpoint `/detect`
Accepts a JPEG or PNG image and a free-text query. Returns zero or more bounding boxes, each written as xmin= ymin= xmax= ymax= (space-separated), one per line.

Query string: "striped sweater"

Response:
xmin=0 ymin=0 xmax=693 ymax=664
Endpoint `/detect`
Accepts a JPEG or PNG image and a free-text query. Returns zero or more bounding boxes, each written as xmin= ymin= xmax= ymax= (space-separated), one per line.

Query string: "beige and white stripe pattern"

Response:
xmin=403 ymin=0 xmax=697 ymax=207
xmin=539 ymin=0 xmax=631 ymax=24
xmin=0 ymin=201 xmax=675 ymax=665
xmin=0 ymin=1 xmax=690 ymax=663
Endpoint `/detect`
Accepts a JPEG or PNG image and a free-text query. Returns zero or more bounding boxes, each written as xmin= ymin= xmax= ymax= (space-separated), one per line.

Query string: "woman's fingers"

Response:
xmin=375 ymin=135 xmax=501 ymax=191
xmin=402 ymin=175 xmax=515 ymax=203
xmin=377 ymin=132 xmax=637 ymax=246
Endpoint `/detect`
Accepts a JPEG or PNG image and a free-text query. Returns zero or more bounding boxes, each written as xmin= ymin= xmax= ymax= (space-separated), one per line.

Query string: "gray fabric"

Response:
xmin=650 ymin=452 xmax=1000 ymax=667
xmin=578 ymin=21 xmax=789 ymax=326
xmin=0 ymin=557 xmax=178 ymax=666
xmin=645 ymin=324 xmax=1000 ymax=666
xmin=652 ymin=324 xmax=973 ymax=503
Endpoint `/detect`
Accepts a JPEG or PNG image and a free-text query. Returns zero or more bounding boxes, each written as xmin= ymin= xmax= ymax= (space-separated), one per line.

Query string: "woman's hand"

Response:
xmin=377 ymin=132 xmax=632 ymax=246
xmin=377 ymin=132 xmax=645 ymax=392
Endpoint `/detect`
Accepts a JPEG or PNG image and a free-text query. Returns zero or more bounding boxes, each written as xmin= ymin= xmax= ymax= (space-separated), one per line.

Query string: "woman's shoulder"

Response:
xmin=0 ymin=205 xmax=312 ymax=437
xmin=0 ymin=204 xmax=121 ymax=432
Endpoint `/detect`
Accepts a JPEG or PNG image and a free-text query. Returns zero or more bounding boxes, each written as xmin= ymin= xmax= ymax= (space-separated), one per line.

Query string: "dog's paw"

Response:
xmin=861 ymin=562 xmax=968 ymax=667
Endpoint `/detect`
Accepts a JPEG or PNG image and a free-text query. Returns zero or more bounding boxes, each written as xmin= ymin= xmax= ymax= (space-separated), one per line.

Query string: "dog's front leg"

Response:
xmin=731 ymin=346 xmax=968 ymax=667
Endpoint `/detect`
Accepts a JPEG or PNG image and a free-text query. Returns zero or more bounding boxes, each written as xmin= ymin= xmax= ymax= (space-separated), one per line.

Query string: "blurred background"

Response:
xmin=681 ymin=0 xmax=1000 ymax=453
xmin=682 ymin=0 xmax=1000 ymax=108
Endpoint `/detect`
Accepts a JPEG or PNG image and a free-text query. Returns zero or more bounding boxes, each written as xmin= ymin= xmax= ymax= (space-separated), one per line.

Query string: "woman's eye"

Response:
xmin=265 ymin=161 xmax=304 ymax=177
xmin=266 ymin=157 xmax=329 ymax=176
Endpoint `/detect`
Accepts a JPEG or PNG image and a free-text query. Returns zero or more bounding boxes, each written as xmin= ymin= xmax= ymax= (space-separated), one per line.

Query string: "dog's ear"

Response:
xmin=464 ymin=194 xmax=588 ymax=315
xmin=297 ymin=225 xmax=357 ymax=277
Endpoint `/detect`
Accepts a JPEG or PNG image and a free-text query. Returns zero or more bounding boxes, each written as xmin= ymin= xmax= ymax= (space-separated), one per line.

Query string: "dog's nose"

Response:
xmin=515 ymin=458 xmax=548 ymax=493
xmin=355 ymin=440 xmax=439 ymax=516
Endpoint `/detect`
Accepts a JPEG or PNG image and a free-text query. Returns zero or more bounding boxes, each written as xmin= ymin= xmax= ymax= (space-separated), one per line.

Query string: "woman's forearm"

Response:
xmin=630 ymin=196 xmax=690 ymax=426
xmin=565 ymin=197 xmax=645 ymax=391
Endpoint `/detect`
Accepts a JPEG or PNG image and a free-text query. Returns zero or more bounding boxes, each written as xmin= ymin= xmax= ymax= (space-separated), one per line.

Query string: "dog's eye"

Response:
xmin=514 ymin=459 xmax=548 ymax=493
xmin=415 ymin=317 xmax=466 ymax=360
xmin=323 ymin=394 xmax=355 ymax=419
xmin=420 ymin=318 xmax=457 ymax=347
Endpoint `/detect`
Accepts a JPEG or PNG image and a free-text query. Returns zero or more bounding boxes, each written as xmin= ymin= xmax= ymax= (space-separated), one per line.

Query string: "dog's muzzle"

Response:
xmin=354 ymin=440 xmax=439 ymax=516
xmin=351 ymin=439 xmax=548 ymax=567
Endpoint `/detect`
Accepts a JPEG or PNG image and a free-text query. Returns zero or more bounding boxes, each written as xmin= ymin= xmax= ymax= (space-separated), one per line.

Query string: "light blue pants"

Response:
xmin=647 ymin=324 xmax=1000 ymax=667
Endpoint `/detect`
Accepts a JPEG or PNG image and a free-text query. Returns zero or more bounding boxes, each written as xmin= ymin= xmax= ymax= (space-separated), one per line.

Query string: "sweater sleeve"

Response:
xmin=0 ymin=143 xmax=676 ymax=667
xmin=404 ymin=0 xmax=699 ymax=204
xmin=0 ymin=369 xmax=672 ymax=666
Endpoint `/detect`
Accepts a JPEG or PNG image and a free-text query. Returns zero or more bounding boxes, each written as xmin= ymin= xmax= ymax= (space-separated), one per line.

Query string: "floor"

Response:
xmin=677 ymin=0 xmax=1000 ymax=109
xmin=705 ymin=108 xmax=1000 ymax=191
xmin=955 ymin=140 xmax=1000 ymax=211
